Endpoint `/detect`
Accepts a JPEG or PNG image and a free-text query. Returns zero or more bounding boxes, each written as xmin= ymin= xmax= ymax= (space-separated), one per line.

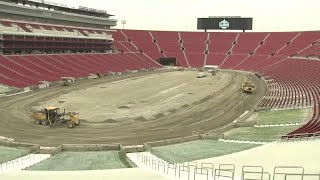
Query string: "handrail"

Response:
xmin=133 ymin=152 xmax=320 ymax=180
xmin=0 ymin=154 xmax=49 ymax=173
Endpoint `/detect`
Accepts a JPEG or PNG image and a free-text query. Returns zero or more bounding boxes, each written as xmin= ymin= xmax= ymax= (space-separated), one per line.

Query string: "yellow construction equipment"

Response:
xmin=241 ymin=81 xmax=255 ymax=94
xmin=32 ymin=106 xmax=80 ymax=128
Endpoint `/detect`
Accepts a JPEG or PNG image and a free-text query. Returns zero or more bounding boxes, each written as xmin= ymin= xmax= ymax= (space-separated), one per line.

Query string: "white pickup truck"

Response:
xmin=197 ymin=72 xmax=207 ymax=78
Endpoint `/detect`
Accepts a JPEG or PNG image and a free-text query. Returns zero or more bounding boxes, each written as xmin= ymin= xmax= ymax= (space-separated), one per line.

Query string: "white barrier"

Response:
xmin=127 ymin=151 xmax=232 ymax=180
xmin=0 ymin=154 xmax=51 ymax=174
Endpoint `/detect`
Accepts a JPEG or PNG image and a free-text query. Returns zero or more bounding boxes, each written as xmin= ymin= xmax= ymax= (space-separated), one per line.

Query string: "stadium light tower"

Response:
xmin=121 ymin=20 xmax=127 ymax=29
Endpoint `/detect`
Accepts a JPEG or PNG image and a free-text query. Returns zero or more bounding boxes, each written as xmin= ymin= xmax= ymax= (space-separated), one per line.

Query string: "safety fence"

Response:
xmin=0 ymin=154 xmax=51 ymax=173
xmin=132 ymin=151 xmax=320 ymax=180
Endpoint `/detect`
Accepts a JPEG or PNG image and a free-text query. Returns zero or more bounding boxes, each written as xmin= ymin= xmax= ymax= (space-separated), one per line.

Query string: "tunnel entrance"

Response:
xmin=159 ymin=58 xmax=177 ymax=66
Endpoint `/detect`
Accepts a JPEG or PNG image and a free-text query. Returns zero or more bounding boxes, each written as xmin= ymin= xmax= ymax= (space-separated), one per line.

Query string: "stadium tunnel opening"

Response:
xmin=159 ymin=58 xmax=177 ymax=66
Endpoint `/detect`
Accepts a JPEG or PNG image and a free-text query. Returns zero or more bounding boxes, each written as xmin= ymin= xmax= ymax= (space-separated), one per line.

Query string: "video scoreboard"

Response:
xmin=197 ymin=17 xmax=252 ymax=31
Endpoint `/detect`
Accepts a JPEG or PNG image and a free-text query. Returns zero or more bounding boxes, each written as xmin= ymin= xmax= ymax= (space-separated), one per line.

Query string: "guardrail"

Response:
xmin=132 ymin=151 xmax=319 ymax=180
xmin=0 ymin=154 xmax=49 ymax=173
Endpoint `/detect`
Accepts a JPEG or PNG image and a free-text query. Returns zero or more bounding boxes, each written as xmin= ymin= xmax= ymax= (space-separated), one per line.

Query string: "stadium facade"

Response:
xmin=0 ymin=0 xmax=116 ymax=54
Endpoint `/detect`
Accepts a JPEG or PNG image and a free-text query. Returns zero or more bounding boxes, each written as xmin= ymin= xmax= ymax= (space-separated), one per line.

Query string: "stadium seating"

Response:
xmin=149 ymin=31 xmax=190 ymax=67
xmin=0 ymin=53 xmax=159 ymax=88
xmin=298 ymin=44 xmax=320 ymax=57
xmin=0 ymin=19 xmax=112 ymax=39
xmin=277 ymin=31 xmax=320 ymax=56
xmin=259 ymin=58 xmax=320 ymax=136
xmin=208 ymin=32 xmax=238 ymax=54
xmin=232 ymin=32 xmax=268 ymax=54
xmin=255 ymin=32 xmax=299 ymax=56
xmin=121 ymin=30 xmax=165 ymax=61
xmin=220 ymin=54 xmax=248 ymax=69
xmin=180 ymin=32 xmax=207 ymax=67
xmin=111 ymin=29 xmax=320 ymax=138
xmin=1 ymin=28 xmax=320 ymax=137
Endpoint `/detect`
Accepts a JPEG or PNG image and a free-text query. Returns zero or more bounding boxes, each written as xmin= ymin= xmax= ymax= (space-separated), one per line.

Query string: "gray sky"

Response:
xmin=50 ymin=0 xmax=320 ymax=32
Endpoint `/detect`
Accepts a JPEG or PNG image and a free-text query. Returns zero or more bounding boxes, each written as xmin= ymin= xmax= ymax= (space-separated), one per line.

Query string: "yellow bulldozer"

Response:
xmin=241 ymin=81 xmax=255 ymax=94
xmin=31 ymin=106 xmax=80 ymax=128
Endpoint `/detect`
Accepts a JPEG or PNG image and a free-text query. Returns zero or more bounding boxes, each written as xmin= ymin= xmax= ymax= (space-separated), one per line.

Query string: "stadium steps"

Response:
xmin=255 ymin=32 xmax=299 ymax=56
xmin=180 ymin=32 xmax=207 ymax=68
xmin=219 ymin=33 xmax=239 ymax=67
xmin=150 ymin=31 xmax=189 ymax=67
xmin=278 ymin=31 xmax=320 ymax=56
xmin=208 ymin=32 xmax=238 ymax=54
xmin=127 ymin=152 xmax=198 ymax=180
xmin=232 ymin=32 xmax=269 ymax=55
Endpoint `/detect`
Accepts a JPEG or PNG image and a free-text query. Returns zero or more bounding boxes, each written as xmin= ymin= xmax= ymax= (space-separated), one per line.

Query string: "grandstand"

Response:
xmin=112 ymin=29 xmax=320 ymax=137
xmin=0 ymin=0 xmax=320 ymax=179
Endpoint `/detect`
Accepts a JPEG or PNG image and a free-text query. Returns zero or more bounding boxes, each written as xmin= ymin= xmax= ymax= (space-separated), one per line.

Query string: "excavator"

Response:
xmin=32 ymin=106 xmax=80 ymax=128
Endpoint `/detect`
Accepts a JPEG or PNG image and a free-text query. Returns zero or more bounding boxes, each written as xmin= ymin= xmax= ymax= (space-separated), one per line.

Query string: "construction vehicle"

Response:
xmin=208 ymin=69 xmax=216 ymax=76
xmin=61 ymin=77 xmax=75 ymax=86
xmin=198 ymin=67 xmax=205 ymax=72
xmin=197 ymin=72 xmax=207 ymax=78
xmin=96 ymin=72 xmax=102 ymax=78
xmin=89 ymin=72 xmax=102 ymax=79
xmin=241 ymin=81 xmax=255 ymax=94
xmin=32 ymin=106 xmax=80 ymax=128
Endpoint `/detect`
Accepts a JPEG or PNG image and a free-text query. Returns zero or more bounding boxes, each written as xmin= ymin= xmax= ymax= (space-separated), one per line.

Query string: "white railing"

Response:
xmin=127 ymin=149 xmax=320 ymax=180
xmin=0 ymin=154 xmax=51 ymax=174
xmin=128 ymin=151 xmax=234 ymax=180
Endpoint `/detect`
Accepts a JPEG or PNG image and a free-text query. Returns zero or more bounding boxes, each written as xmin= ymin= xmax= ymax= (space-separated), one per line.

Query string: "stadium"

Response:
xmin=0 ymin=0 xmax=320 ymax=179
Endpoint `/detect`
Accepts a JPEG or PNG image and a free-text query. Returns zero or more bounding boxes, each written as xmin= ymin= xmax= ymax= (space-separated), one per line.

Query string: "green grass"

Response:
xmin=224 ymin=125 xmax=300 ymax=142
xmin=256 ymin=109 xmax=308 ymax=125
xmin=27 ymin=151 xmax=131 ymax=171
xmin=0 ymin=146 xmax=28 ymax=164
xmin=152 ymin=140 xmax=260 ymax=163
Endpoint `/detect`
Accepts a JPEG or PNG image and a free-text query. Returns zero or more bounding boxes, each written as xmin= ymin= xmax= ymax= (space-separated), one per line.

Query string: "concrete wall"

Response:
xmin=200 ymin=133 xmax=223 ymax=140
xmin=40 ymin=146 xmax=62 ymax=155
xmin=120 ymin=145 xmax=144 ymax=153
xmin=145 ymin=135 xmax=201 ymax=147
xmin=234 ymin=121 xmax=256 ymax=128
xmin=61 ymin=144 xmax=120 ymax=151
xmin=0 ymin=140 xmax=40 ymax=153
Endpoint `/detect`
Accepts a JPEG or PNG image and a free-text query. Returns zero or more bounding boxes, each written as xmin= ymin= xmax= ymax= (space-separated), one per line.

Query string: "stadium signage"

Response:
xmin=219 ymin=19 xmax=230 ymax=30
xmin=197 ymin=17 xmax=252 ymax=31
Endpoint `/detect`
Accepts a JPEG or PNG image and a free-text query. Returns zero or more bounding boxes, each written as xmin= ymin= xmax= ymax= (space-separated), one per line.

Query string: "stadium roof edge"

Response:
xmin=0 ymin=19 xmax=116 ymax=32
xmin=0 ymin=0 xmax=115 ymax=17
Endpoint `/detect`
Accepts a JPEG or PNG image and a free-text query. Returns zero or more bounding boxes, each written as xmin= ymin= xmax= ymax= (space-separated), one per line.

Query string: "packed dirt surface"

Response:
xmin=0 ymin=70 xmax=266 ymax=146
xmin=40 ymin=71 xmax=231 ymax=122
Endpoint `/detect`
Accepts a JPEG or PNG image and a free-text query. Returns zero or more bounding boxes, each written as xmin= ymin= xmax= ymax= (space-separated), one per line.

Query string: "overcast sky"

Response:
xmin=50 ymin=0 xmax=320 ymax=32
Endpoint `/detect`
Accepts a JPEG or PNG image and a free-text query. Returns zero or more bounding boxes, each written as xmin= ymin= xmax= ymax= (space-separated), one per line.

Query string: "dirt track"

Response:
xmin=0 ymin=70 xmax=265 ymax=146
